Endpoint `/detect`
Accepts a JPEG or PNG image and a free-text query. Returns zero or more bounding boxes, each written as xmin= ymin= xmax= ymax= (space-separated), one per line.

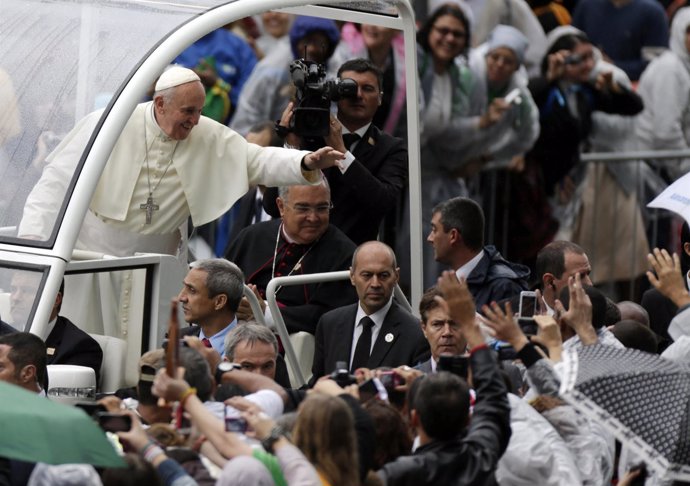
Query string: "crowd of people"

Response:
xmin=5 ymin=0 xmax=690 ymax=485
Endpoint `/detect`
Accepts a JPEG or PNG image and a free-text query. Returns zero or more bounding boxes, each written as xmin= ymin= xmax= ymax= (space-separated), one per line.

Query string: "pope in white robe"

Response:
xmin=18 ymin=66 xmax=342 ymax=257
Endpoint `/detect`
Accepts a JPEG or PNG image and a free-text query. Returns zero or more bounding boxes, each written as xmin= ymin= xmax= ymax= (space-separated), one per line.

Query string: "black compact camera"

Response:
xmin=330 ymin=361 xmax=357 ymax=387
xmin=96 ymin=412 xmax=132 ymax=433
xmin=289 ymin=59 xmax=358 ymax=138
xmin=564 ymin=53 xmax=583 ymax=65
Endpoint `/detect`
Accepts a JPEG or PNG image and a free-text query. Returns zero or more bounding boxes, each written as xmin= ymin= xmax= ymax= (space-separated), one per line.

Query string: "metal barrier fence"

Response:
xmin=482 ymin=148 xmax=690 ymax=301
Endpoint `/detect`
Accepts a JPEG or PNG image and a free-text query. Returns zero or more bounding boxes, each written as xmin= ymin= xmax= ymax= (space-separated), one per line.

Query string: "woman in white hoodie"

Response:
xmin=636 ymin=7 xmax=690 ymax=182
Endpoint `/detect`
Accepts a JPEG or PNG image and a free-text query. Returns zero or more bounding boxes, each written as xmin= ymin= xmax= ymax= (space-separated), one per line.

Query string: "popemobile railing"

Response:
xmin=262 ymin=271 xmax=412 ymax=388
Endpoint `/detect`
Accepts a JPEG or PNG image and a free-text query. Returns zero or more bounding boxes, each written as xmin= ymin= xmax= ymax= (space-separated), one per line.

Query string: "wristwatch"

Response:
xmin=215 ymin=361 xmax=241 ymax=384
xmin=261 ymin=425 xmax=286 ymax=454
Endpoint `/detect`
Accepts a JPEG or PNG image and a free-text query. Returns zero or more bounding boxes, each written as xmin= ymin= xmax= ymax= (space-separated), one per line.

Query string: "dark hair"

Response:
xmin=417 ymin=4 xmax=471 ymax=59
xmin=362 ymin=400 xmax=412 ymax=469
xmin=56 ymin=278 xmax=65 ymax=313
xmin=432 ymin=197 xmax=484 ymax=251
xmin=535 ymin=240 xmax=586 ymax=280
xmin=540 ymin=31 xmax=591 ymax=75
xmin=610 ymin=320 xmax=658 ymax=354
xmin=337 ymin=58 xmax=383 ymax=93
xmin=410 ymin=371 xmax=470 ymax=440
xmin=681 ymin=222 xmax=690 ymax=277
xmin=189 ymin=259 xmax=245 ymax=313
xmin=557 ymin=284 xmax=608 ymax=329
xmin=603 ymin=298 xmax=622 ymax=327
xmin=0 ymin=332 xmax=47 ymax=389
xmin=419 ymin=286 xmax=443 ymax=324
xmin=179 ymin=347 xmax=213 ymax=402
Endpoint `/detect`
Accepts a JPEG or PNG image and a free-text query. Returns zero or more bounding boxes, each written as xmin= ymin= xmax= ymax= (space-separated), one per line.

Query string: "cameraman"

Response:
xmin=271 ymin=58 xmax=408 ymax=245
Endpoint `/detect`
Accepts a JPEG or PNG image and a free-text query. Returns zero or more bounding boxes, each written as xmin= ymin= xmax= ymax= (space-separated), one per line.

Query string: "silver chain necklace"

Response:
xmin=139 ymin=115 xmax=179 ymax=224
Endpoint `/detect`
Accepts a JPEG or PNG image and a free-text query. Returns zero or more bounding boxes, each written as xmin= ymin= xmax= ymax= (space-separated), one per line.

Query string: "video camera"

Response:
xmin=289 ymin=58 xmax=358 ymax=138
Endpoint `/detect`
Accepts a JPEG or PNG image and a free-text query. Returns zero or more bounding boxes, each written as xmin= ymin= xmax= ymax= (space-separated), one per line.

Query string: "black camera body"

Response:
xmin=289 ymin=59 xmax=358 ymax=138
xmin=564 ymin=53 xmax=583 ymax=65
xmin=330 ymin=361 xmax=357 ymax=387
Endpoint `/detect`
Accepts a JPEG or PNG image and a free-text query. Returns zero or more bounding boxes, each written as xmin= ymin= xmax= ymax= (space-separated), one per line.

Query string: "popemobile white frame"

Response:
xmin=0 ymin=0 xmax=423 ymax=388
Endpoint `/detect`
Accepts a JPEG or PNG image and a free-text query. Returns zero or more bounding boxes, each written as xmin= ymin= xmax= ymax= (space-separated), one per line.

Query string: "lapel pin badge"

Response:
xmin=385 ymin=333 xmax=394 ymax=343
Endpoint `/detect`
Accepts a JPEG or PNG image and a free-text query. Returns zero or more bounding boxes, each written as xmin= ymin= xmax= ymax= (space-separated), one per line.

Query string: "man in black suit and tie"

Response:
xmin=311 ymin=241 xmax=429 ymax=381
xmin=267 ymin=58 xmax=408 ymax=245
xmin=41 ymin=280 xmax=103 ymax=383
xmin=0 ymin=319 xmax=15 ymax=336
xmin=9 ymin=275 xmax=102 ymax=384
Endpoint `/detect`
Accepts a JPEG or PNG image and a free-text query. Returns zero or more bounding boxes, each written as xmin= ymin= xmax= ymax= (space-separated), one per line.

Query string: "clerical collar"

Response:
xmin=280 ymin=224 xmax=299 ymax=244
xmin=147 ymin=102 xmax=173 ymax=141
xmin=271 ymin=223 xmax=319 ymax=293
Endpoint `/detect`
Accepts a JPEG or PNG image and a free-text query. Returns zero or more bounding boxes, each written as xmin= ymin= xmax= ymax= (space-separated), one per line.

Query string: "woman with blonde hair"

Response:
xmin=293 ymin=394 xmax=361 ymax=486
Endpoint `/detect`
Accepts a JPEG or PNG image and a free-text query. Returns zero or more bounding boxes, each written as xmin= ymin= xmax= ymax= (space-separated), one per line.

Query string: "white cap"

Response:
xmin=154 ymin=66 xmax=200 ymax=92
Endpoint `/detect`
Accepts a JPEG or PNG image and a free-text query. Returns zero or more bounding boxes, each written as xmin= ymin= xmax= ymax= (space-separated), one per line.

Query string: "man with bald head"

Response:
xmin=617 ymin=301 xmax=650 ymax=328
xmin=311 ymin=241 xmax=429 ymax=381
xmin=18 ymin=66 xmax=344 ymax=257
xmin=535 ymin=240 xmax=593 ymax=312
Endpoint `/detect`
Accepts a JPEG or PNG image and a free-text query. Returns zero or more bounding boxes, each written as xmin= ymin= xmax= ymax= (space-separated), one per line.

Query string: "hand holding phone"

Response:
xmin=96 ymin=412 xmax=132 ymax=433
xmin=75 ymin=402 xmax=107 ymax=418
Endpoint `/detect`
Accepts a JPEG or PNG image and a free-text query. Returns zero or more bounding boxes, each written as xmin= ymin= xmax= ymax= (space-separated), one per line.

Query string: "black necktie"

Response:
xmin=342 ymin=133 xmax=360 ymax=151
xmin=351 ymin=316 xmax=374 ymax=372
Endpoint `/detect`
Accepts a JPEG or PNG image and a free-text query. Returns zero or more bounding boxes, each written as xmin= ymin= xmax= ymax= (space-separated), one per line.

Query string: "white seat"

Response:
xmin=89 ymin=334 xmax=127 ymax=393
xmin=47 ymin=364 xmax=96 ymax=404
xmin=287 ymin=332 xmax=315 ymax=386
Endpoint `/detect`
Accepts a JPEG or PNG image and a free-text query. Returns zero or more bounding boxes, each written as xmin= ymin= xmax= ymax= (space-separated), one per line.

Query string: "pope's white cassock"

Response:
xmin=16 ymin=67 xmax=320 ymax=353
xmin=18 ymin=102 xmax=315 ymax=257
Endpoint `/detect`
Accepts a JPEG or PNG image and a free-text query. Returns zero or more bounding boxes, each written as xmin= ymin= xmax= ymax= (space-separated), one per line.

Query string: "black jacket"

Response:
xmin=377 ymin=347 xmax=511 ymax=486
xmin=467 ymin=246 xmax=530 ymax=311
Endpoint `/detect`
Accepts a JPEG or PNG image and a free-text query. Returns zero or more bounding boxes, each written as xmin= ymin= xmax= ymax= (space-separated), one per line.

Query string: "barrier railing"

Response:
xmin=265 ymin=271 xmax=412 ymax=387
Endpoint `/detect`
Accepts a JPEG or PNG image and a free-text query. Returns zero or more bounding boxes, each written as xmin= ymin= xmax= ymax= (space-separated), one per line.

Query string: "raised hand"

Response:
xmin=554 ymin=273 xmax=597 ymax=345
xmin=646 ymin=248 xmax=690 ymax=307
xmin=435 ymin=271 xmax=484 ymax=348
xmin=481 ymin=301 xmax=528 ymax=351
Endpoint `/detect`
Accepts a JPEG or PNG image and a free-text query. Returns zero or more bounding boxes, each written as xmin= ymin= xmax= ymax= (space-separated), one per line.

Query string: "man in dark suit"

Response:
xmin=228 ymin=182 xmax=357 ymax=335
xmin=0 ymin=320 xmax=15 ymax=336
xmin=311 ymin=241 xmax=429 ymax=381
xmin=266 ymin=58 xmax=408 ymax=245
xmin=41 ymin=281 xmax=102 ymax=383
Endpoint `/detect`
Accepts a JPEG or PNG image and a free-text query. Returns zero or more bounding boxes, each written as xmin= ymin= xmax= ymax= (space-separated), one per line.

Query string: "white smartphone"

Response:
xmin=518 ymin=291 xmax=537 ymax=318
xmin=504 ymin=88 xmax=522 ymax=105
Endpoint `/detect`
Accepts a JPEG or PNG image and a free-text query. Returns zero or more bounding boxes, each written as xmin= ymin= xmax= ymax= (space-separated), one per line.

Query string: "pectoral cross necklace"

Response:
xmin=140 ymin=123 xmax=179 ymax=224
